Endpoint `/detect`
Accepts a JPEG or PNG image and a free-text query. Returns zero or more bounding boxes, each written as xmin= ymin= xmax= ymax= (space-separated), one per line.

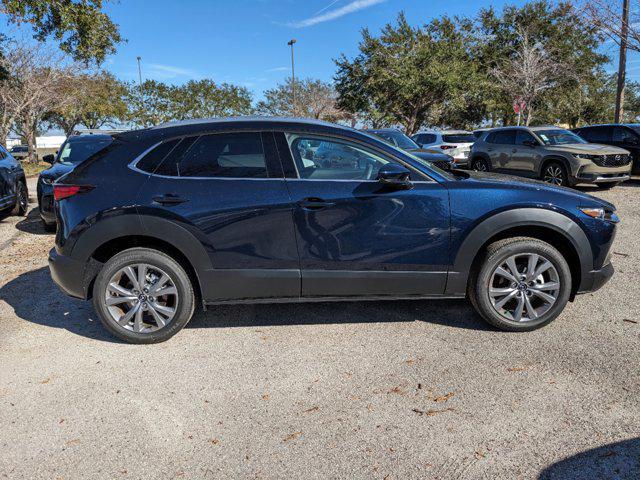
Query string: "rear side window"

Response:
xmin=136 ymin=139 xmax=181 ymax=174
xmin=577 ymin=127 xmax=609 ymax=143
xmin=178 ymin=132 xmax=267 ymax=178
xmin=443 ymin=134 xmax=475 ymax=143
xmin=486 ymin=130 xmax=516 ymax=145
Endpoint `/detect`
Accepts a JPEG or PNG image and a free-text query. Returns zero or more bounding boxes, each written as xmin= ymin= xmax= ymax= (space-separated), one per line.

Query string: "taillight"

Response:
xmin=440 ymin=145 xmax=456 ymax=150
xmin=54 ymin=185 xmax=94 ymax=201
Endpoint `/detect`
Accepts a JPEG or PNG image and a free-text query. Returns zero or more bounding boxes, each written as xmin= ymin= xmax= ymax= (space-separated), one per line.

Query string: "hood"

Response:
xmin=39 ymin=162 xmax=74 ymax=180
xmin=464 ymin=170 xmax=616 ymax=210
xmin=407 ymin=149 xmax=452 ymax=162
xmin=545 ymin=143 xmax=629 ymax=155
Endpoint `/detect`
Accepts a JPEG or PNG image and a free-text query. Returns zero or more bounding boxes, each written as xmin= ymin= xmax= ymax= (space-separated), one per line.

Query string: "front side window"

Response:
xmin=612 ymin=126 xmax=636 ymax=143
xmin=535 ymin=129 xmax=586 ymax=146
xmin=370 ymin=131 xmax=419 ymax=150
xmin=289 ymin=135 xmax=392 ymax=181
xmin=515 ymin=130 xmax=538 ymax=145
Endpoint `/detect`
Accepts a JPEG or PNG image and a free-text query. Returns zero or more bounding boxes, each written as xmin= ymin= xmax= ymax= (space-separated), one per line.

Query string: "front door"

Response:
xmin=136 ymin=131 xmax=300 ymax=302
xmin=278 ymin=133 xmax=450 ymax=298
xmin=510 ymin=129 xmax=540 ymax=174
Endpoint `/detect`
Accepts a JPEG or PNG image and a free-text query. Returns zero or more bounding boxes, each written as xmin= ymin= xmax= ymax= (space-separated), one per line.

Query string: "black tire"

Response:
xmin=596 ymin=182 xmax=619 ymax=190
xmin=92 ymin=247 xmax=195 ymax=344
xmin=472 ymin=157 xmax=490 ymax=172
xmin=41 ymin=218 xmax=56 ymax=232
xmin=10 ymin=181 xmax=28 ymax=216
xmin=541 ymin=161 xmax=568 ymax=187
xmin=468 ymin=237 xmax=572 ymax=332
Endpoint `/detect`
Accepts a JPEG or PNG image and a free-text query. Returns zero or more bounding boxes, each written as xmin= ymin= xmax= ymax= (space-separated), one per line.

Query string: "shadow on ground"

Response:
xmin=14 ymin=207 xmax=53 ymax=236
xmin=538 ymin=437 xmax=640 ymax=480
xmin=0 ymin=266 xmax=492 ymax=343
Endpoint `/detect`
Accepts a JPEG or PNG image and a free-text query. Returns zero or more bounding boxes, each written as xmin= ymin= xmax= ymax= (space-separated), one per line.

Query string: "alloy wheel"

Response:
xmin=543 ymin=165 xmax=564 ymax=185
xmin=474 ymin=159 xmax=488 ymax=172
xmin=18 ymin=184 xmax=27 ymax=211
xmin=104 ymin=263 xmax=178 ymax=333
xmin=488 ymin=253 xmax=560 ymax=323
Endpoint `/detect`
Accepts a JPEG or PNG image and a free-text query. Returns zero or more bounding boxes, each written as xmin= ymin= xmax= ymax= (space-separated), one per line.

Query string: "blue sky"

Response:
xmin=99 ymin=0 xmax=625 ymax=100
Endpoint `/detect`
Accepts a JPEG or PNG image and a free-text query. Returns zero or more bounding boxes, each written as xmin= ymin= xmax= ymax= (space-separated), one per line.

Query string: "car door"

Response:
xmin=510 ymin=129 xmax=540 ymax=174
xmin=485 ymin=130 xmax=515 ymax=170
xmin=611 ymin=126 xmax=640 ymax=171
xmin=135 ymin=131 xmax=300 ymax=303
xmin=277 ymin=132 xmax=450 ymax=298
xmin=0 ymin=147 xmax=10 ymax=206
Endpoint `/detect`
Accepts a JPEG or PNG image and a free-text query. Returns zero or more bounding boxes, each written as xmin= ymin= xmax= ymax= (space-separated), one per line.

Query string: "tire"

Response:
xmin=10 ymin=181 xmax=28 ymax=216
xmin=92 ymin=247 xmax=195 ymax=344
xmin=468 ymin=237 xmax=572 ymax=332
xmin=541 ymin=161 xmax=568 ymax=187
xmin=596 ymin=182 xmax=619 ymax=190
xmin=41 ymin=218 xmax=56 ymax=232
xmin=472 ymin=157 xmax=490 ymax=172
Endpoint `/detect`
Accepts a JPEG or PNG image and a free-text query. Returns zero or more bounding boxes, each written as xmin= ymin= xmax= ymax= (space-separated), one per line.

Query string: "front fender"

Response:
xmin=445 ymin=208 xmax=593 ymax=295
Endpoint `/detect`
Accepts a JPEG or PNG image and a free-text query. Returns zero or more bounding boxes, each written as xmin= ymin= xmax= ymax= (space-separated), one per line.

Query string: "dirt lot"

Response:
xmin=0 ymin=177 xmax=638 ymax=479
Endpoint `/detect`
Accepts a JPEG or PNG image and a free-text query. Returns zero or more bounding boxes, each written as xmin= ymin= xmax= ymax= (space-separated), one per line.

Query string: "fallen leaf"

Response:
xmin=405 ymin=359 xmax=415 ymax=365
xmin=623 ymin=319 xmax=637 ymax=324
xmin=432 ymin=392 xmax=455 ymax=403
xmin=40 ymin=378 xmax=50 ymax=384
xmin=474 ymin=450 xmax=486 ymax=459
xmin=283 ymin=431 xmax=302 ymax=442
xmin=66 ymin=439 xmax=80 ymax=446
xmin=303 ymin=406 xmax=319 ymax=414
xmin=262 ymin=394 xmax=270 ymax=401
xmin=507 ymin=367 xmax=527 ymax=372
xmin=613 ymin=251 xmax=629 ymax=257
xmin=210 ymin=438 xmax=220 ymax=445
xmin=412 ymin=407 xmax=455 ymax=416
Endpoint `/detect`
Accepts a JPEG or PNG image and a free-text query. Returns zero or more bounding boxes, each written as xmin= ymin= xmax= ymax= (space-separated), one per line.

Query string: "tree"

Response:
xmin=0 ymin=0 xmax=122 ymax=64
xmin=0 ymin=40 xmax=74 ymax=158
xmin=172 ymin=80 xmax=253 ymax=120
xmin=47 ymin=71 xmax=127 ymax=135
xmin=334 ymin=13 xmax=483 ymax=134
xmin=257 ymin=77 xmax=344 ymax=121
xmin=125 ymin=80 xmax=177 ymax=128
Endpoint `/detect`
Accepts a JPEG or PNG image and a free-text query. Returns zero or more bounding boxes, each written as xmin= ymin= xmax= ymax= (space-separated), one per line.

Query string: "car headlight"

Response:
xmin=574 ymin=153 xmax=597 ymax=160
xmin=41 ymin=177 xmax=54 ymax=185
xmin=579 ymin=207 xmax=619 ymax=223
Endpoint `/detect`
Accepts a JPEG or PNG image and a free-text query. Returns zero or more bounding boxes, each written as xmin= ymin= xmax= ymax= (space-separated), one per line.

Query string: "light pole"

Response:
xmin=287 ymin=39 xmax=297 ymax=115
xmin=615 ymin=0 xmax=630 ymax=123
xmin=136 ymin=56 xmax=143 ymax=87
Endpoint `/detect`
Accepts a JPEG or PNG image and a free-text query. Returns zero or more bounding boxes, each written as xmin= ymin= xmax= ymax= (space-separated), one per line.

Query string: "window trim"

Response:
xmin=128 ymin=131 xmax=281 ymax=181
xmin=282 ymin=132 xmax=436 ymax=183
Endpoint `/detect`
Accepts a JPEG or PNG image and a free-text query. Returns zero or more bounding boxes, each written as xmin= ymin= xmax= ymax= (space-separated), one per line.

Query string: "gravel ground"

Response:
xmin=0 ymin=177 xmax=638 ymax=479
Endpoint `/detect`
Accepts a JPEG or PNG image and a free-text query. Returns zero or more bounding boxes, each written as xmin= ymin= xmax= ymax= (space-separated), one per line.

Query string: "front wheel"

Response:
xmin=10 ymin=181 xmax=28 ymax=216
xmin=541 ymin=162 xmax=568 ymax=187
xmin=93 ymin=248 xmax=195 ymax=344
xmin=471 ymin=157 xmax=490 ymax=172
xmin=468 ymin=237 xmax=572 ymax=331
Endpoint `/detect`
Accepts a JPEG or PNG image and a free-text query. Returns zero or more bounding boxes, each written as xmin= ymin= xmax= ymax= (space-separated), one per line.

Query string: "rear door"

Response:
xmin=135 ymin=131 xmax=300 ymax=302
xmin=0 ymin=147 xmax=10 ymax=205
xmin=277 ymin=132 xmax=450 ymax=298
xmin=486 ymin=130 xmax=515 ymax=170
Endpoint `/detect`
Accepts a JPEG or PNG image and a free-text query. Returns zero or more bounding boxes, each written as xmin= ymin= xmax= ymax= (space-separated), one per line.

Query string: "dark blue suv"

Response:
xmin=48 ymin=118 xmax=618 ymax=343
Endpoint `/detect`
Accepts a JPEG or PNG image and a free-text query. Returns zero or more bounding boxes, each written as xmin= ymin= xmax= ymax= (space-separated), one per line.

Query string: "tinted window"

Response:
xmin=578 ymin=127 xmax=610 ymax=143
xmin=290 ymin=136 xmax=392 ymax=180
xmin=443 ymin=133 xmax=475 ymax=143
xmin=179 ymin=132 xmax=267 ymax=178
xmin=535 ymin=129 xmax=586 ymax=145
xmin=612 ymin=126 xmax=635 ymax=143
xmin=0 ymin=145 xmax=7 ymax=159
xmin=415 ymin=134 xmax=437 ymax=144
xmin=156 ymin=137 xmax=198 ymax=177
xmin=57 ymin=138 xmax=113 ymax=165
xmin=515 ymin=130 xmax=537 ymax=145
xmin=487 ymin=130 xmax=516 ymax=145
xmin=136 ymin=139 xmax=181 ymax=174
xmin=369 ymin=130 xmax=419 ymax=150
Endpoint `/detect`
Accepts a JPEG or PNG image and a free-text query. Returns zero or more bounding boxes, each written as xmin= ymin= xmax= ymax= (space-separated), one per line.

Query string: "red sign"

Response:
xmin=513 ymin=98 xmax=526 ymax=114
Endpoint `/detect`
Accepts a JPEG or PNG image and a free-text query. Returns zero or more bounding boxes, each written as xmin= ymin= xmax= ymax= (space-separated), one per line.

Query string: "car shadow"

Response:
xmin=538 ymin=437 xmax=640 ymax=479
xmin=0 ymin=266 xmax=493 ymax=343
xmin=14 ymin=207 xmax=53 ymax=236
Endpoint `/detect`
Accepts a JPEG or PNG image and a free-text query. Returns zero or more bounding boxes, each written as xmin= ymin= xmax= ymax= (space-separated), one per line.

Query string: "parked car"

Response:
xmin=411 ymin=130 xmax=476 ymax=167
xmin=470 ymin=126 xmax=632 ymax=188
xmin=572 ymin=124 xmax=640 ymax=175
xmin=37 ymin=134 xmax=114 ymax=231
xmin=362 ymin=128 xmax=453 ymax=170
xmin=0 ymin=144 xmax=28 ymax=217
xmin=9 ymin=145 xmax=29 ymax=160
xmin=49 ymin=117 xmax=617 ymax=343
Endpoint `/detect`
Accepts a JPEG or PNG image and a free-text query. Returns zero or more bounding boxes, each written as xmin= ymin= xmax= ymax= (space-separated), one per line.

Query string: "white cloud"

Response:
xmin=287 ymin=0 xmax=386 ymax=28
xmin=145 ymin=63 xmax=198 ymax=79
xmin=266 ymin=66 xmax=290 ymax=72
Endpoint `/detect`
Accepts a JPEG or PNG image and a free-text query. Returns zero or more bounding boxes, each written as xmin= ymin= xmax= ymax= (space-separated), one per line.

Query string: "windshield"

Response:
xmin=443 ymin=133 xmax=475 ymax=143
xmin=370 ymin=130 xmax=419 ymax=150
xmin=535 ymin=129 xmax=586 ymax=146
xmin=57 ymin=138 xmax=112 ymax=165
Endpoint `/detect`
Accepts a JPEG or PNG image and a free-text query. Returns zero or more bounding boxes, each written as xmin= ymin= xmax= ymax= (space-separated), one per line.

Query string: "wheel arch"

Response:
xmin=539 ymin=155 xmax=571 ymax=178
xmin=446 ymin=208 xmax=593 ymax=299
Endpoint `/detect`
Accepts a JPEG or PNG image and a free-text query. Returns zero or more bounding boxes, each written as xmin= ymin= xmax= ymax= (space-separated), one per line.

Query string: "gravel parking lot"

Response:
xmin=0 ymin=177 xmax=638 ymax=479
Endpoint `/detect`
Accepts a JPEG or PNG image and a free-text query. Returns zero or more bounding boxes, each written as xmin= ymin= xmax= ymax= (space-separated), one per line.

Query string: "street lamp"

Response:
xmin=136 ymin=56 xmax=143 ymax=87
xmin=287 ymin=39 xmax=297 ymax=114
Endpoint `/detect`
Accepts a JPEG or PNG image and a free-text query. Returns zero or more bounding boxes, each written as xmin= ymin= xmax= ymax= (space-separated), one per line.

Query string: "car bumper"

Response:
xmin=48 ymin=248 xmax=87 ymax=299
xmin=39 ymin=193 xmax=56 ymax=224
xmin=577 ymin=261 xmax=614 ymax=294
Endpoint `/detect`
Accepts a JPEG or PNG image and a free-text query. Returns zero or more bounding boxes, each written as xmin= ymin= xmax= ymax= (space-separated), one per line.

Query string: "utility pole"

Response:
xmin=615 ymin=0 xmax=630 ymax=123
xmin=136 ymin=56 xmax=143 ymax=87
xmin=287 ymin=39 xmax=297 ymax=115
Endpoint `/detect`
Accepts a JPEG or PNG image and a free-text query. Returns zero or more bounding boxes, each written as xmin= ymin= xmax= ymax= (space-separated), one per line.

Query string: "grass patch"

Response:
xmin=20 ymin=161 xmax=50 ymax=177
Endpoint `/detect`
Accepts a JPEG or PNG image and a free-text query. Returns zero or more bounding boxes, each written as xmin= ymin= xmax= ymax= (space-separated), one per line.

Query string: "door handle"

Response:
xmin=152 ymin=194 xmax=188 ymax=205
xmin=298 ymin=197 xmax=335 ymax=210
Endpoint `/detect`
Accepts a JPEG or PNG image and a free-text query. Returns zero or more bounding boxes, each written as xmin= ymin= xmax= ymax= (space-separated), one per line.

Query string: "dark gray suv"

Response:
xmin=470 ymin=126 xmax=632 ymax=188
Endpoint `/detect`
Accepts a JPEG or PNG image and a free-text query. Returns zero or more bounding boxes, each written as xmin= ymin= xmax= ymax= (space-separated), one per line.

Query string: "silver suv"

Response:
xmin=470 ymin=126 xmax=632 ymax=188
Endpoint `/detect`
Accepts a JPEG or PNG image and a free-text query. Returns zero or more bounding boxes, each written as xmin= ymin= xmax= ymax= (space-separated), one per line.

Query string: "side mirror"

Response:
xmin=377 ymin=163 xmax=412 ymax=189
xmin=522 ymin=140 xmax=537 ymax=148
xmin=42 ymin=154 xmax=55 ymax=164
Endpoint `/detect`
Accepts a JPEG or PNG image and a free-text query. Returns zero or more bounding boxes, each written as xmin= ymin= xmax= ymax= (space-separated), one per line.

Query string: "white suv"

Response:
xmin=411 ymin=130 xmax=476 ymax=167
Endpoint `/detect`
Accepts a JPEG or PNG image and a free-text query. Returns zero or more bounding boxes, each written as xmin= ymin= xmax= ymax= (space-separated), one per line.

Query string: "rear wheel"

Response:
xmin=93 ymin=248 xmax=195 ymax=344
xmin=10 ymin=181 xmax=28 ymax=216
xmin=541 ymin=162 xmax=568 ymax=186
xmin=468 ymin=237 xmax=572 ymax=331
xmin=472 ymin=157 xmax=490 ymax=172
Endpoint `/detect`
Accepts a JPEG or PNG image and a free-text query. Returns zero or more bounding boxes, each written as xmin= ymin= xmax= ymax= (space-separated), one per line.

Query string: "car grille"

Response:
xmin=593 ymin=154 xmax=632 ymax=167
xmin=432 ymin=160 xmax=453 ymax=170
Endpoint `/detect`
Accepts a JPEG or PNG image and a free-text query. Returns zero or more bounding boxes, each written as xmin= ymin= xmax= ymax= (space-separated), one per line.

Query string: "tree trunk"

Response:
xmin=615 ymin=0 xmax=630 ymax=122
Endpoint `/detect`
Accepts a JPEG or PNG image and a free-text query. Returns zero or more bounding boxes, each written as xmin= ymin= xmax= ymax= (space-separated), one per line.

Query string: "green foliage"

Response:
xmin=0 ymin=0 xmax=122 ymax=64
xmin=125 ymin=79 xmax=254 ymax=128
